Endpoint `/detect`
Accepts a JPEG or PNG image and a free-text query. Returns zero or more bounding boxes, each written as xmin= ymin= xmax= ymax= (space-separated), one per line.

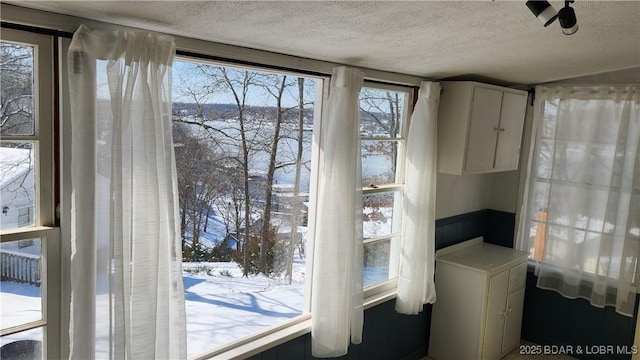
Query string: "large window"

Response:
xmin=518 ymin=86 xmax=639 ymax=316
xmin=359 ymin=84 xmax=411 ymax=290
xmin=0 ymin=29 xmax=58 ymax=359
xmin=171 ymin=64 xmax=415 ymax=356
xmin=170 ymin=58 xmax=322 ymax=357
xmin=0 ymin=24 xmax=420 ymax=359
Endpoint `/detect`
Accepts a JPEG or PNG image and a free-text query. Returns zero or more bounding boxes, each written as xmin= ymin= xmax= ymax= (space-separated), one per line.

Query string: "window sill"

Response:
xmin=526 ymin=261 xmax=640 ymax=294
xmin=0 ymin=226 xmax=56 ymax=242
xmin=363 ymin=285 xmax=399 ymax=310
xmin=196 ymin=288 xmax=399 ymax=360
xmin=196 ymin=316 xmax=312 ymax=360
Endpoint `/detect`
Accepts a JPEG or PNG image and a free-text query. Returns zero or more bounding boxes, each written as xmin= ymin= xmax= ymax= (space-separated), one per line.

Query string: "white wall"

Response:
xmin=435 ymin=173 xmax=490 ymax=219
xmin=435 ymin=170 xmax=522 ymax=220
xmin=488 ymin=170 xmax=521 ymax=213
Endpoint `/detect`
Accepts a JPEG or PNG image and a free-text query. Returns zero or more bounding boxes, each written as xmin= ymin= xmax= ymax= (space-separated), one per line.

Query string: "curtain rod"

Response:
xmin=1 ymin=21 xmax=418 ymax=89
xmin=1 ymin=21 xmax=327 ymax=78
xmin=1 ymin=21 xmax=74 ymax=38
xmin=178 ymin=49 xmax=418 ymax=90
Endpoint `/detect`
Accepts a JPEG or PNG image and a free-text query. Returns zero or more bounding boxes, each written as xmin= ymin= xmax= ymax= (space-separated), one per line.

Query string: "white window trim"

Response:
xmin=1 ymin=28 xmax=59 ymax=359
xmin=360 ymin=81 xmax=412 ymax=294
xmin=0 ymin=227 xmax=60 ymax=344
xmin=0 ymin=28 xmax=55 ymax=228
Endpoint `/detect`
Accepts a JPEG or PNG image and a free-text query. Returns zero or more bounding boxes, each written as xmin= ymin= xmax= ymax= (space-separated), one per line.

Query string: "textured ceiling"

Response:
xmin=5 ymin=1 xmax=640 ymax=85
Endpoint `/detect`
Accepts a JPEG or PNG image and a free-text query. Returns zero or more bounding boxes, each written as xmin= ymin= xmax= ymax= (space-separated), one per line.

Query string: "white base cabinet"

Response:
xmin=428 ymin=238 xmax=529 ymax=360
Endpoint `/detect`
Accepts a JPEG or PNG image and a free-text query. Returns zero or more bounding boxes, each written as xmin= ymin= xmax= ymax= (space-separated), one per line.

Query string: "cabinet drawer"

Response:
xmin=508 ymin=262 xmax=527 ymax=293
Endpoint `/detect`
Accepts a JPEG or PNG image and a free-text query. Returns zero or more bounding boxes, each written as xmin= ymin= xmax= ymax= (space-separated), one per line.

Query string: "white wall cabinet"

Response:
xmin=428 ymin=238 xmax=529 ymax=360
xmin=437 ymin=82 xmax=527 ymax=175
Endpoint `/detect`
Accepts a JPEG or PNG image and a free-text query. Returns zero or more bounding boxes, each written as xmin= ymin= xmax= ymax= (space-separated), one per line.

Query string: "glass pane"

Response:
xmin=362 ymin=140 xmax=397 ymax=186
xmin=0 ymin=238 xmax=42 ymax=329
xmin=0 ymin=327 xmax=43 ymax=360
xmin=363 ymin=191 xmax=401 ymax=240
xmin=0 ymin=142 xmax=36 ymax=230
xmin=364 ymin=239 xmax=392 ymax=287
xmin=172 ymin=60 xmax=318 ymax=356
xmin=359 ymin=87 xmax=406 ymax=138
xmin=0 ymin=42 xmax=35 ymax=136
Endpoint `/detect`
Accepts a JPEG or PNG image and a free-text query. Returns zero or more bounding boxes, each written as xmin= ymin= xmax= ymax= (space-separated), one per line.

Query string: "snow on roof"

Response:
xmin=0 ymin=147 xmax=33 ymax=189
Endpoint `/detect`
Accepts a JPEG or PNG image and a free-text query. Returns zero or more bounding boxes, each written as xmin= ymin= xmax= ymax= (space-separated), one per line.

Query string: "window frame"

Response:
xmin=171 ymin=54 xmax=328 ymax=360
xmin=190 ymin=76 xmax=417 ymax=360
xmin=170 ymin=58 xmax=419 ymax=359
xmin=517 ymin=96 xmax=640 ymax=292
xmin=0 ymin=6 xmax=425 ymax=356
xmin=359 ymin=81 xmax=413 ymax=298
xmin=0 ymin=28 xmax=55 ymax=228
xmin=0 ymin=28 xmax=60 ymax=359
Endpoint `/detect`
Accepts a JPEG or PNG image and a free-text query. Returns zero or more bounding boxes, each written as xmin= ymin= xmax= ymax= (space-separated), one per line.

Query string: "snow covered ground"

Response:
xmin=1 ymin=207 xmax=390 ymax=357
xmin=0 ymin=259 xmax=307 ymax=358
xmin=0 ymin=280 xmax=42 ymax=330
xmin=1 ymin=258 xmax=389 ymax=357
xmin=182 ymin=260 xmax=306 ymax=357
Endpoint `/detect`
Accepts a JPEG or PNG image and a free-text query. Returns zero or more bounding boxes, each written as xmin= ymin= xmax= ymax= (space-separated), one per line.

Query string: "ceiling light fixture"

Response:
xmin=526 ymin=0 xmax=558 ymax=27
xmin=558 ymin=0 xmax=579 ymax=35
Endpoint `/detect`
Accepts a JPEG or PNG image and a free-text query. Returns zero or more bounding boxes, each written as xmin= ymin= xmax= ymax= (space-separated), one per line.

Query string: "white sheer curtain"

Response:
xmin=67 ymin=25 xmax=186 ymax=358
xmin=518 ymin=85 xmax=640 ymax=317
xmin=310 ymin=66 xmax=364 ymax=357
xmin=395 ymin=81 xmax=440 ymax=315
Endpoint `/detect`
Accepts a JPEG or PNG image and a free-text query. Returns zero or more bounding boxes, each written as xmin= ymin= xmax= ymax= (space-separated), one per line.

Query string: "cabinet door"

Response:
xmin=483 ymin=269 xmax=509 ymax=360
xmin=494 ymin=91 xmax=527 ymax=170
xmin=465 ymin=87 xmax=502 ymax=173
xmin=429 ymin=263 xmax=487 ymax=360
xmin=502 ymin=288 xmax=525 ymax=354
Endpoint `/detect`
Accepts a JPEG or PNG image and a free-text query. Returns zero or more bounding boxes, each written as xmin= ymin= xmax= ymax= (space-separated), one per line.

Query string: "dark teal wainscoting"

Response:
xmin=247 ymin=209 xmax=512 ymax=360
xmin=247 ymin=209 xmax=638 ymax=360
xmin=522 ymin=270 xmax=639 ymax=360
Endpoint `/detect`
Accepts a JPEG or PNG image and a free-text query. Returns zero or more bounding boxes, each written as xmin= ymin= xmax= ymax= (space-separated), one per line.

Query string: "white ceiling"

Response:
xmin=5 ymin=1 xmax=640 ymax=85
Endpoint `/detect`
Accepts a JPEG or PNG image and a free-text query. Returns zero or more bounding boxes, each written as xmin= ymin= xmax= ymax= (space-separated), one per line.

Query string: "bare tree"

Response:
xmin=219 ymin=67 xmax=257 ymax=276
xmin=1 ymin=43 xmax=36 ymax=226
xmin=211 ymin=163 xmax=245 ymax=252
xmin=254 ymin=74 xmax=316 ymax=277
xmin=172 ymin=61 xmax=316 ymax=278
xmin=173 ymin=123 xmax=221 ymax=259
xmin=360 ymin=89 xmax=401 ymax=137
xmin=360 ymin=89 xmax=403 ymax=185
xmin=1 ymin=43 xmax=34 ymax=136
xmin=359 ymin=89 xmax=403 ymax=239
xmin=173 ymin=64 xmax=260 ymax=274
xmin=256 ymin=74 xmax=288 ymax=274
xmin=285 ymin=77 xmax=306 ymax=284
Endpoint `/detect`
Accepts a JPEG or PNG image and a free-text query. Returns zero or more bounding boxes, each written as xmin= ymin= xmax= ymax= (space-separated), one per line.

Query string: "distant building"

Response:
xmin=0 ymin=146 xmax=35 ymax=230
xmin=0 ymin=146 xmax=40 ymax=285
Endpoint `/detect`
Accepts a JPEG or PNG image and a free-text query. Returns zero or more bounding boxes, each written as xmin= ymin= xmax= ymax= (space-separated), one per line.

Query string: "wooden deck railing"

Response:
xmin=0 ymin=250 xmax=41 ymax=286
